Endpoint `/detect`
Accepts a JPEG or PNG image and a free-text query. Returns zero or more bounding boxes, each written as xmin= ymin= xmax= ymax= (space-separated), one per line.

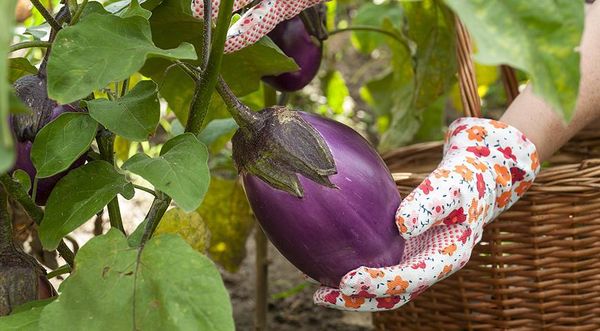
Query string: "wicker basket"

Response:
xmin=373 ymin=15 xmax=600 ymax=331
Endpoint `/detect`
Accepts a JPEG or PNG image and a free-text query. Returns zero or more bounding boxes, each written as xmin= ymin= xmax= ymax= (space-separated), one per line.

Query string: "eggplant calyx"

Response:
xmin=232 ymin=106 xmax=337 ymax=197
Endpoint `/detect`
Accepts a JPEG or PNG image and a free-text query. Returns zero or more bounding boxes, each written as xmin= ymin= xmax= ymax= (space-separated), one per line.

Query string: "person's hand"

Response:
xmin=313 ymin=118 xmax=541 ymax=311
xmin=191 ymin=0 xmax=325 ymax=53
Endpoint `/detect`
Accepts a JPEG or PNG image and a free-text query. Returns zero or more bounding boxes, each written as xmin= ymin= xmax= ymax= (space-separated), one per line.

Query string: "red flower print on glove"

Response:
xmin=314 ymin=118 xmax=540 ymax=312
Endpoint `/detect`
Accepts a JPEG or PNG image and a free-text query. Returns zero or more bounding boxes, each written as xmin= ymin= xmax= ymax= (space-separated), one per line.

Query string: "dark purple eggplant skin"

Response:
xmin=262 ymin=16 xmax=323 ymax=92
xmin=243 ymin=112 xmax=404 ymax=288
xmin=12 ymin=105 xmax=86 ymax=205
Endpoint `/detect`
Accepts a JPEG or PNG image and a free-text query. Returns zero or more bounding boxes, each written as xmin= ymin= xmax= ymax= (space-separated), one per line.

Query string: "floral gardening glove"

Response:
xmin=313 ymin=118 xmax=541 ymax=311
xmin=191 ymin=0 xmax=325 ymax=53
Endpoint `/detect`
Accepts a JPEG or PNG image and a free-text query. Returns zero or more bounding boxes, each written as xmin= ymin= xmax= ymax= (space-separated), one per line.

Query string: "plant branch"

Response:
xmin=133 ymin=184 xmax=156 ymax=197
xmin=139 ymin=192 xmax=170 ymax=245
xmin=0 ymin=174 xmax=75 ymax=266
xmin=30 ymin=0 xmax=63 ymax=32
xmin=185 ymin=0 xmax=235 ymax=136
xmin=201 ymin=0 xmax=212 ymax=69
xmin=96 ymin=131 xmax=125 ymax=233
xmin=69 ymin=0 xmax=88 ymax=25
xmin=9 ymin=40 xmax=52 ymax=53
xmin=329 ymin=26 xmax=407 ymax=45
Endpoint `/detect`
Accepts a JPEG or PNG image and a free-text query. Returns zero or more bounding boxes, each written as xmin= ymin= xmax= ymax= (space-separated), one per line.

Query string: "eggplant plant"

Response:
xmin=0 ymin=0 xmax=585 ymax=329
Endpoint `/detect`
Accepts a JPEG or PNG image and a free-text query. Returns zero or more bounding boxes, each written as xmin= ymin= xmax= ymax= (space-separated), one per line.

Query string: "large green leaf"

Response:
xmin=197 ymin=177 xmax=255 ymax=273
xmin=47 ymin=13 xmax=197 ymax=104
xmin=87 ymin=80 xmax=160 ymax=141
xmin=39 ymin=230 xmax=234 ymax=331
xmin=122 ymin=133 xmax=210 ymax=212
xmin=0 ymin=0 xmax=17 ymax=173
xmin=39 ymin=161 xmax=135 ymax=250
xmin=445 ymin=0 xmax=583 ymax=120
xmin=31 ymin=113 xmax=98 ymax=178
xmin=0 ymin=305 xmax=43 ymax=331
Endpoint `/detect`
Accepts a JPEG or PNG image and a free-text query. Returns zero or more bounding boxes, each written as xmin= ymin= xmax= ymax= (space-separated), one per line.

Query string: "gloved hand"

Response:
xmin=191 ymin=0 xmax=325 ymax=53
xmin=313 ymin=118 xmax=541 ymax=311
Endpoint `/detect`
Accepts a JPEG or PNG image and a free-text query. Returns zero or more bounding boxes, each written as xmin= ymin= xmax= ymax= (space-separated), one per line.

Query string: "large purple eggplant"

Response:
xmin=242 ymin=112 xmax=404 ymax=288
xmin=262 ymin=16 xmax=323 ymax=92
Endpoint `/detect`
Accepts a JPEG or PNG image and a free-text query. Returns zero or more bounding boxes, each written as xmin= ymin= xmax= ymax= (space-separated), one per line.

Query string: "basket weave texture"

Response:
xmin=374 ymin=131 xmax=600 ymax=330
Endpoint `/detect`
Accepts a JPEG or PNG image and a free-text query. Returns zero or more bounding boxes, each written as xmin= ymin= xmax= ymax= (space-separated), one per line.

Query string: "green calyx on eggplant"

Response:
xmin=262 ymin=4 xmax=327 ymax=92
xmin=232 ymin=106 xmax=337 ymax=198
xmin=10 ymin=74 xmax=87 ymax=205
xmin=0 ymin=185 xmax=55 ymax=316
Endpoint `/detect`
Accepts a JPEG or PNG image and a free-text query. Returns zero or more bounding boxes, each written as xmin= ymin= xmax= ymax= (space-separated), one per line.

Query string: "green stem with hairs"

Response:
xmin=69 ymin=0 xmax=88 ymax=25
xmin=9 ymin=41 xmax=52 ymax=53
xmin=96 ymin=131 xmax=125 ymax=234
xmin=185 ymin=0 xmax=234 ymax=136
xmin=30 ymin=0 xmax=62 ymax=31
xmin=215 ymin=76 xmax=261 ymax=134
xmin=0 ymin=174 xmax=75 ymax=266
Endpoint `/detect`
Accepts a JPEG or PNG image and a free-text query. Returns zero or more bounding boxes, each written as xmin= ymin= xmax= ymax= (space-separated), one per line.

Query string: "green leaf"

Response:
xmin=351 ymin=2 xmax=404 ymax=54
xmin=119 ymin=0 xmax=152 ymax=19
xmin=444 ymin=0 xmax=583 ymax=120
xmin=87 ymin=81 xmax=160 ymax=141
xmin=198 ymin=118 xmax=238 ymax=153
xmin=8 ymin=58 xmax=38 ymax=83
xmin=122 ymin=133 xmax=210 ymax=212
xmin=322 ymin=70 xmax=349 ymax=114
xmin=39 ymin=161 xmax=134 ymax=250
xmin=0 ymin=0 xmax=17 ymax=173
xmin=12 ymin=169 xmax=32 ymax=192
xmin=47 ymin=13 xmax=197 ymax=104
xmin=39 ymin=230 xmax=234 ymax=331
xmin=0 ymin=304 xmax=44 ymax=331
xmin=197 ymin=177 xmax=255 ymax=272
xmin=378 ymin=1 xmax=457 ymax=151
xmin=31 ymin=113 xmax=98 ymax=178
xmin=154 ymin=207 xmax=210 ymax=253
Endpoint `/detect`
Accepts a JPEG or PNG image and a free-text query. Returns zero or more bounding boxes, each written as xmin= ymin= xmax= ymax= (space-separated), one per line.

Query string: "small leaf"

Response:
xmin=155 ymin=208 xmax=210 ymax=253
xmin=31 ymin=113 xmax=98 ymax=178
xmin=39 ymin=229 xmax=234 ymax=330
xmin=12 ymin=169 xmax=32 ymax=192
xmin=197 ymin=177 xmax=255 ymax=272
xmin=122 ymin=133 xmax=210 ymax=212
xmin=445 ymin=0 xmax=583 ymax=120
xmin=8 ymin=58 xmax=38 ymax=83
xmin=119 ymin=0 xmax=152 ymax=19
xmin=47 ymin=13 xmax=197 ymax=104
xmin=87 ymin=81 xmax=160 ymax=141
xmin=39 ymin=161 xmax=134 ymax=250
xmin=198 ymin=118 xmax=238 ymax=152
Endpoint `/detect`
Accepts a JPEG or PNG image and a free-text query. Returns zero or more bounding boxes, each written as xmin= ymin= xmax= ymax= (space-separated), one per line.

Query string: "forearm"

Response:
xmin=500 ymin=2 xmax=600 ymax=161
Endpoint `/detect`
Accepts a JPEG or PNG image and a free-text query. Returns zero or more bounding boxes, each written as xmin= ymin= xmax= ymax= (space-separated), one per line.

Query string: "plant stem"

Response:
xmin=30 ymin=0 xmax=63 ymax=32
xmin=133 ymin=184 xmax=156 ymax=197
xmin=329 ymin=25 xmax=407 ymax=44
xmin=69 ymin=0 xmax=88 ymax=25
xmin=215 ymin=76 xmax=261 ymax=131
xmin=46 ymin=264 xmax=71 ymax=279
xmin=9 ymin=40 xmax=52 ymax=53
xmin=185 ymin=0 xmax=235 ymax=136
xmin=201 ymin=0 xmax=212 ymax=69
xmin=0 ymin=174 xmax=75 ymax=266
xmin=0 ymin=184 xmax=12 ymax=252
xmin=96 ymin=131 xmax=125 ymax=233
xmin=120 ymin=78 xmax=130 ymax=97
xmin=139 ymin=192 xmax=170 ymax=245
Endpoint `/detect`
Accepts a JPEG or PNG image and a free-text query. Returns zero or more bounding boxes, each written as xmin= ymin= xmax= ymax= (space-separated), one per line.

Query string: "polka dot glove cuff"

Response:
xmin=191 ymin=0 xmax=325 ymax=53
xmin=313 ymin=118 xmax=541 ymax=311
